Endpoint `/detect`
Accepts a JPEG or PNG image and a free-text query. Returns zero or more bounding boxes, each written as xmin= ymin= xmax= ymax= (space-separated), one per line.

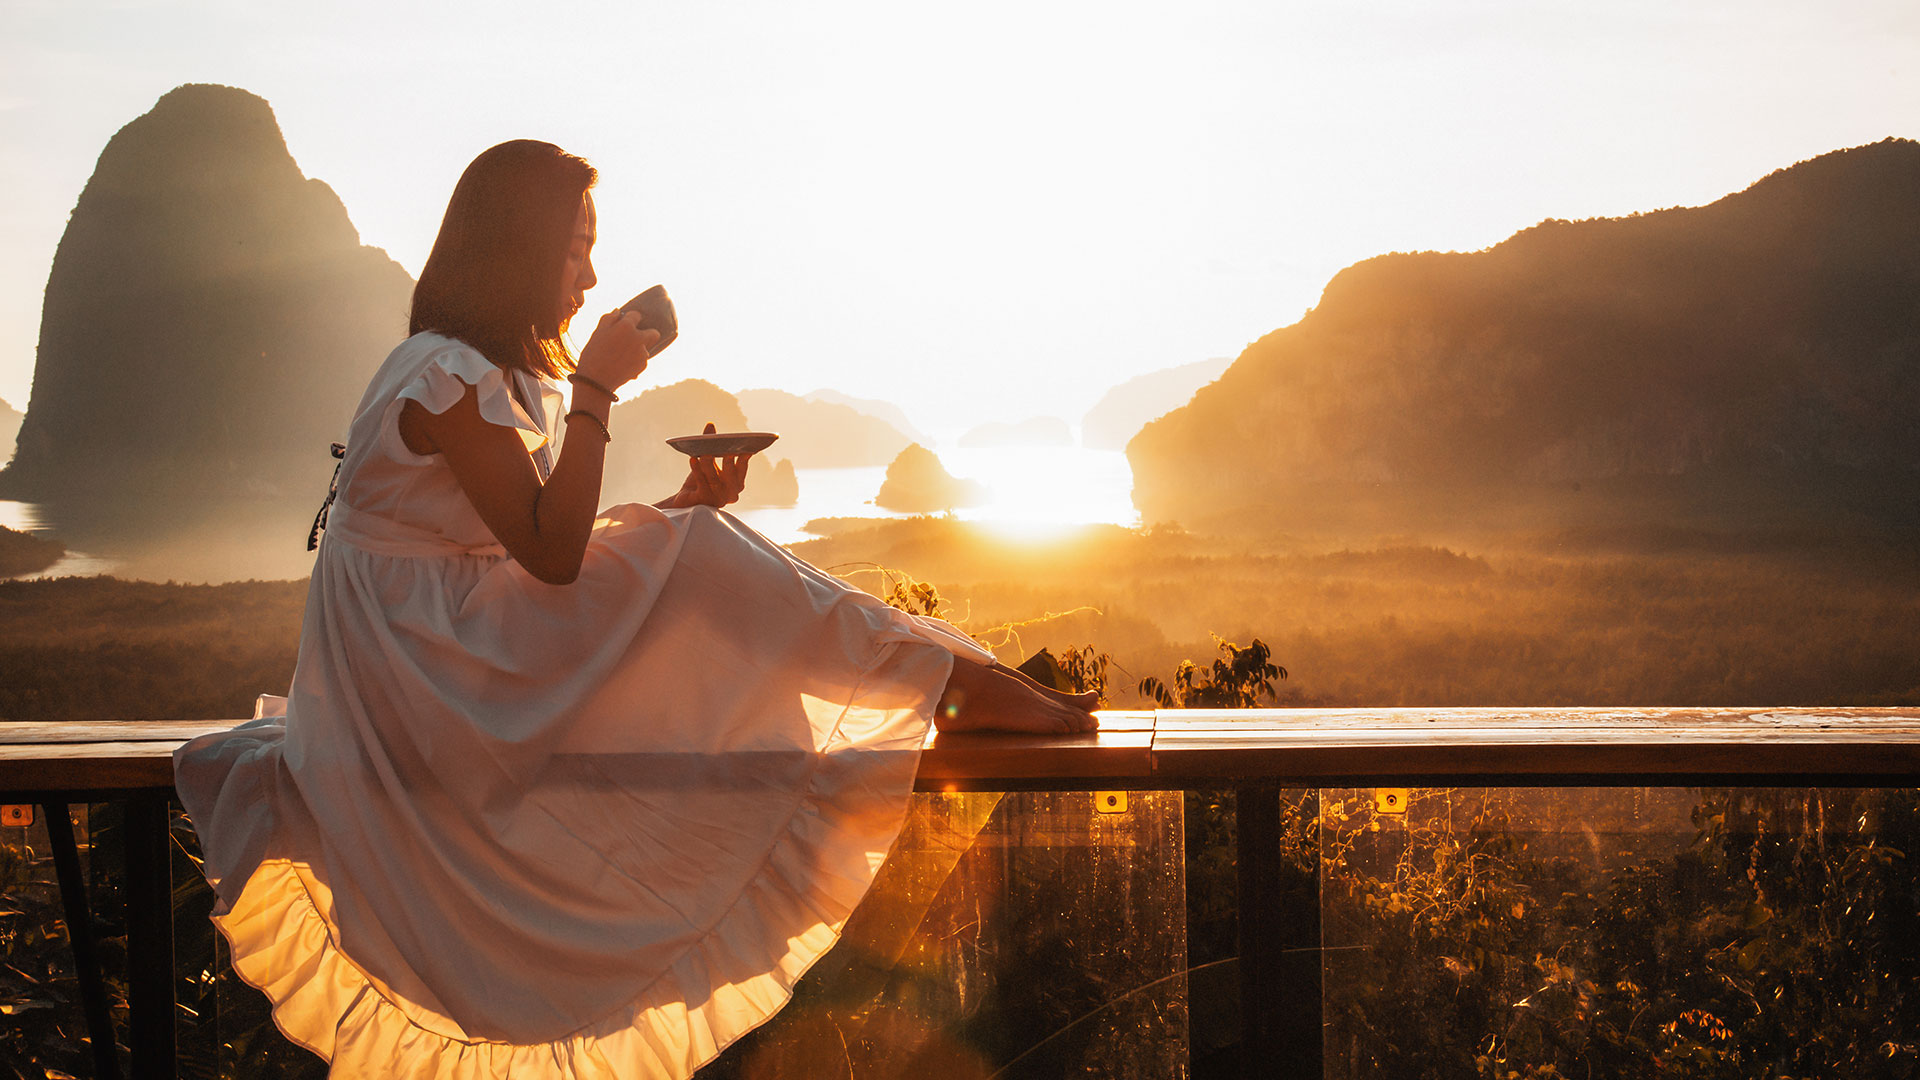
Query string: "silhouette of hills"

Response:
xmin=0 ymin=84 xmax=413 ymax=539
xmin=736 ymin=388 xmax=912 ymax=467
xmin=1130 ymin=139 xmax=1920 ymax=533
xmin=1080 ymin=357 xmax=1231 ymax=450
xmin=803 ymin=389 xmax=931 ymax=446
xmin=874 ymin=444 xmax=988 ymax=512
xmin=602 ymin=379 xmax=797 ymax=507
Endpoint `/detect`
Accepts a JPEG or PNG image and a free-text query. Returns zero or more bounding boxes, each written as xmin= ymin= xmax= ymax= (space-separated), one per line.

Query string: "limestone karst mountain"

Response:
xmin=735 ymin=388 xmax=913 ymax=468
xmin=0 ymin=84 xmax=414 ymax=545
xmin=873 ymin=444 xmax=988 ymax=513
xmin=1080 ymin=357 xmax=1231 ymax=450
xmin=1129 ymin=139 xmax=1920 ymax=532
xmin=753 ymin=457 xmax=801 ymax=507
xmin=601 ymin=379 xmax=798 ymax=508
xmin=602 ymin=379 xmax=746 ymax=505
xmin=803 ymin=389 xmax=931 ymax=446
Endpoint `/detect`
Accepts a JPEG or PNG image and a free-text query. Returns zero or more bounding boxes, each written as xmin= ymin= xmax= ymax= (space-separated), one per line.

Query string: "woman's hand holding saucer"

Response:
xmin=655 ymin=423 xmax=750 ymax=510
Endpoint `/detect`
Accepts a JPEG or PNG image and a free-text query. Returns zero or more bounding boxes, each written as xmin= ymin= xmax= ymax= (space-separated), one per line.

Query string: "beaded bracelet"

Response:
xmin=566 ymin=410 xmax=612 ymax=443
xmin=567 ymin=372 xmax=619 ymax=403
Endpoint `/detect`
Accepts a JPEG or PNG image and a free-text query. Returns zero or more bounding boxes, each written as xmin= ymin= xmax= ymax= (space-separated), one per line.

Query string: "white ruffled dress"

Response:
xmin=174 ymin=332 xmax=990 ymax=1078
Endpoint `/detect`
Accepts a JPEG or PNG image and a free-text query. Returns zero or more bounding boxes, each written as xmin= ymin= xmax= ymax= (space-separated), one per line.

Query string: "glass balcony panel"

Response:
xmin=1319 ymin=786 xmax=1920 ymax=1078
xmin=171 ymin=791 xmax=1189 ymax=1078
xmin=0 ymin=803 xmax=102 ymax=1078
xmin=705 ymin=790 xmax=1189 ymax=1078
xmin=11 ymin=778 xmax=1917 ymax=1077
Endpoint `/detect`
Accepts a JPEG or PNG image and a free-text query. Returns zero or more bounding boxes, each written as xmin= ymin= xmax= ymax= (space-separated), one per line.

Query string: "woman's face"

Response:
xmin=557 ymin=193 xmax=597 ymax=331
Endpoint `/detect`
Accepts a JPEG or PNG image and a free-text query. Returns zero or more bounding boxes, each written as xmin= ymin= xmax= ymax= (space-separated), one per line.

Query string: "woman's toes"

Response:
xmin=1046 ymin=701 xmax=1091 ymax=733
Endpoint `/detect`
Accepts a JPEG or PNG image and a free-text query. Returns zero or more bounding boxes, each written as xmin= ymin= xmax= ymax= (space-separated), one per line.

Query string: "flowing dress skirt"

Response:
xmin=176 ymin=334 xmax=987 ymax=1078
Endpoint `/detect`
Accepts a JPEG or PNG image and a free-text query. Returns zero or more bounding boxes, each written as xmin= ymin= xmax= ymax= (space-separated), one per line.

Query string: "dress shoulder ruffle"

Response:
xmin=390 ymin=339 xmax=551 ymax=455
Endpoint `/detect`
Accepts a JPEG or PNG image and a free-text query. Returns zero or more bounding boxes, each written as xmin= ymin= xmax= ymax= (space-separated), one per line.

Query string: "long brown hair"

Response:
xmin=410 ymin=140 xmax=597 ymax=380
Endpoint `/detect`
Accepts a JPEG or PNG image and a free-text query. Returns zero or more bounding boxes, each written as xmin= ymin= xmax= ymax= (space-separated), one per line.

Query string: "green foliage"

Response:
xmin=1140 ymin=636 xmax=1286 ymax=709
xmin=1136 ymin=631 xmax=1298 ymax=1068
xmin=1015 ymin=645 xmax=1113 ymax=705
xmin=790 ymin=516 xmax=1920 ymax=709
xmin=882 ymin=574 xmax=947 ymax=619
xmin=839 ymin=563 xmax=953 ymax=621
xmin=0 ymin=816 xmax=105 ymax=1079
xmin=1054 ymin=646 xmax=1112 ymax=703
xmin=0 ymin=577 xmax=306 ymax=721
xmin=1319 ymin=787 xmax=1920 ymax=1079
xmin=2 ymin=568 xmax=1917 ymax=1076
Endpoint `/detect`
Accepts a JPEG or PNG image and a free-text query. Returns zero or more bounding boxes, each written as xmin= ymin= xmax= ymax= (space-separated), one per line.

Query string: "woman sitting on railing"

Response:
xmin=174 ymin=139 xmax=1096 ymax=1080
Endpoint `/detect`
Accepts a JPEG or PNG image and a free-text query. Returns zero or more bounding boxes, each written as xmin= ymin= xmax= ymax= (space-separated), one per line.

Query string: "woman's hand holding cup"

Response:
xmin=574 ymin=309 xmax=659 ymax=400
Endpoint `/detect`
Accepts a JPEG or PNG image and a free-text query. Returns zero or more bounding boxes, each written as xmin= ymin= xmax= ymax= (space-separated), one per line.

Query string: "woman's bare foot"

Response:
xmin=993 ymin=660 xmax=1100 ymax=713
xmin=935 ymin=656 xmax=1100 ymax=734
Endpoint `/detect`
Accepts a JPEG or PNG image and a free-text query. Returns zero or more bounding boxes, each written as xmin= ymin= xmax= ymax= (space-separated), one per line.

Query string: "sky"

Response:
xmin=1 ymin=0 xmax=1915 ymax=435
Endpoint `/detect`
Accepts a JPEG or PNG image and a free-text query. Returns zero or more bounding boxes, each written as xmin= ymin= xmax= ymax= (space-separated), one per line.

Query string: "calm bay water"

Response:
xmin=1 ymin=444 xmax=1139 ymax=581
xmin=736 ymin=444 xmax=1140 ymax=544
xmin=0 ymin=499 xmax=117 ymax=579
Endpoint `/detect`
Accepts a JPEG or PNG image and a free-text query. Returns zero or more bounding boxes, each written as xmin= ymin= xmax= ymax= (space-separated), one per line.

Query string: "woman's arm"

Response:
xmin=400 ymin=312 xmax=655 ymax=585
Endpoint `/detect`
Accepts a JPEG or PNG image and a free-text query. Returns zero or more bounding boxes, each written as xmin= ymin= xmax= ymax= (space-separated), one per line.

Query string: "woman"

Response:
xmin=175 ymin=140 xmax=1096 ymax=1079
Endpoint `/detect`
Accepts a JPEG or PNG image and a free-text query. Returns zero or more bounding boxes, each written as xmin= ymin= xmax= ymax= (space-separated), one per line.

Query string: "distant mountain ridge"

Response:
xmin=1129 ymin=139 xmax=1920 ymax=528
xmin=803 ymin=389 xmax=931 ymax=446
xmin=1080 ymin=357 xmax=1231 ymax=450
xmin=602 ymin=379 xmax=798 ymax=507
xmin=874 ymin=444 xmax=988 ymax=512
xmin=736 ymin=388 xmax=912 ymax=467
xmin=0 ymin=84 xmax=413 ymax=524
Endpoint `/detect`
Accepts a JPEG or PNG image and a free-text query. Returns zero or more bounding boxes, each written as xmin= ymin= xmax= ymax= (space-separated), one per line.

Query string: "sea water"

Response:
xmin=0 ymin=500 xmax=116 ymax=579
xmin=733 ymin=444 xmax=1139 ymax=545
xmin=0 ymin=445 xmax=1140 ymax=578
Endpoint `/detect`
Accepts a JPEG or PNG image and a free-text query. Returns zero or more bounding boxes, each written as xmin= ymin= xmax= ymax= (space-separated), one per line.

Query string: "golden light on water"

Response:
xmin=939 ymin=445 xmax=1138 ymax=530
xmin=733 ymin=442 xmax=1138 ymax=544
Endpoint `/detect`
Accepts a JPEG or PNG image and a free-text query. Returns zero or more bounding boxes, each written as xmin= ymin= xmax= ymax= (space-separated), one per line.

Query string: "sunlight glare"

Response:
xmin=944 ymin=444 xmax=1139 ymax=533
xmin=969 ymin=517 xmax=1091 ymax=545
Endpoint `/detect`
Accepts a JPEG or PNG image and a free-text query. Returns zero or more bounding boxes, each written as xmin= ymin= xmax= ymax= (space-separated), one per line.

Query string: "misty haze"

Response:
xmin=1 ymin=85 xmax=1916 ymax=717
xmin=1 ymin=11 xmax=1917 ymax=1071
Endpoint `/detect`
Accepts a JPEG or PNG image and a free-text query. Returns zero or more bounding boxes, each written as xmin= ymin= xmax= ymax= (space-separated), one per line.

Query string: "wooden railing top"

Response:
xmin=3 ymin=707 xmax=1920 ymax=794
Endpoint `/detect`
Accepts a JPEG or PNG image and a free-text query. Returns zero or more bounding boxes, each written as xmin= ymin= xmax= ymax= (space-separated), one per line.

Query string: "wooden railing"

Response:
xmin=4 ymin=707 xmax=1919 ymax=1078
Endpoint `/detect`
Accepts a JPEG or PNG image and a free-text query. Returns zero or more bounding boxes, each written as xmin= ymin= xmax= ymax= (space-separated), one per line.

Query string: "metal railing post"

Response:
xmin=1236 ymin=785 xmax=1322 ymax=1079
xmin=42 ymin=802 xmax=122 ymax=1080
xmin=124 ymin=792 xmax=175 ymax=1079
